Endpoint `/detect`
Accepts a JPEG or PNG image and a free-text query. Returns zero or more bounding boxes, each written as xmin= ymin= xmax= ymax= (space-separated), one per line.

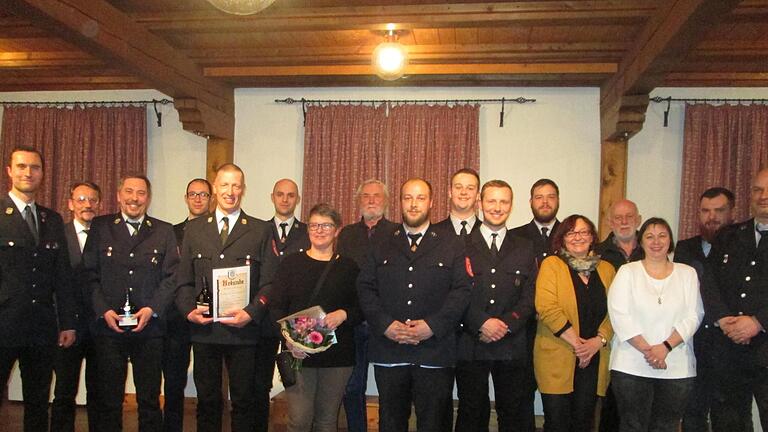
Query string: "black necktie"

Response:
xmin=279 ymin=222 xmax=288 ymax=243
xmin=82 ymin=229 xmax=89 ymax=236
xmin=408 ymin=233 xmax=422 ymax=252
xmin=541 ymin=226 xmax=549 ymax=241
xmin=24 ymin=205 xmax=38 ymax=244
xmin=127 ymin=221 xmax=141 ymax=237
xmin=460 ymin=220 xmax=469 ymax=236
xmin=758 ymin=228 xmax=768 ymax=249
xmin=220 ymin=217 xmax=229 ymax=245
xmin=490 ymin=233 xmax=499 ymax=257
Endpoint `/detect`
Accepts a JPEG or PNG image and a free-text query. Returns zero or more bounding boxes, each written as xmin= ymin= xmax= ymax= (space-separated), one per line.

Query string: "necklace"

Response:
xmin=650 ymin=278 xmax=665 ymax=305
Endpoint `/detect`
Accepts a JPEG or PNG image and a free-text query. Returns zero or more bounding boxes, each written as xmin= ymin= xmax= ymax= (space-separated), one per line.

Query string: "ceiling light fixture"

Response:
xmin=372 ymin=24 xmax=409 ymax=81
xmin=206 ymin=0 xmax=276 ymax=15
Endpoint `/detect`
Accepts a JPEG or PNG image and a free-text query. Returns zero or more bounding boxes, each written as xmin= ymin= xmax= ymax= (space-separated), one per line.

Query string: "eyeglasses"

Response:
xmin=565 ymin=230 xmax=593 ymax=239
xmin=308 ymin=223 xmax=336 ymax=232
xmin=187 ymin=192 xmax=211 ymax=199
xmin=72 ymin=195 xmax=99 ymax=204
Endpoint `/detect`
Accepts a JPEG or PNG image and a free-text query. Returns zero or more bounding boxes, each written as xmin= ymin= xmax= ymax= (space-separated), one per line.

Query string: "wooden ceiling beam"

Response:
xmin=596 ymin=0 xmax=742 ymax=238
xmin=2 ymin=0 xmax=235 ymax=141
xmin=600 ymin=0 xmax=742 ymax=142
xmin=205 ymin=62 xmax=617 ymax=77
xmin=132 ymin=1 xmax=657 ymax=32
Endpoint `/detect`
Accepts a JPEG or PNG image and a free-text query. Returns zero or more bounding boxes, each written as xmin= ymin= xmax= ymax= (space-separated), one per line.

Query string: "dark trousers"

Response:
xmin=455 ymin=359 xmax=530 ymax=432
xmin=709 ymin=360 xmax=766 ymax=432
xmin=253 ymin=337 xmax=279 ymax=432
xmin=0 ymin=345 xmax=55 ymax=432
xmin=681 ymin=364 xmax=713 ymax=432
xmin=50 ymin=340 xmax=99 ymax=432
xmin=93 ymin=336 xmax=164 ymax=432
xmin=540 ymin=358 xmax=599 ymax=432
xmin=192 ymin=342 xmax=257 ymax=432
xmin=343 ymin=323 xmax=369 ymax=432
xmin=161 ymin=330 xmax=191 ymax=432
xmin=374 ymin=365 xmax=454 ymax=432
xmin=611 ymin=370 xmax=694 ymax=432
xmin=597 ymin=385 xmax=620 ymax=432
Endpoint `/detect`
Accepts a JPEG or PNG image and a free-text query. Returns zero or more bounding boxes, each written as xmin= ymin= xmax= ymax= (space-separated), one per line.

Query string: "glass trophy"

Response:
xmin=196 ymin=275 xmax=213 ymax=318
xmin=118 ymin=291 xmax=138 ymax=329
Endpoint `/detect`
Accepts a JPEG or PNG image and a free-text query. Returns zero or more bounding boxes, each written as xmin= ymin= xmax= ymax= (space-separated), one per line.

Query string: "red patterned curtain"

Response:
xmin=678 ymin=103 xmax=768 ymax=239
xmin=301 ymin=103 xmax=480 ymax=226
xmin=0 ymin=105 xmax=147 ymax=220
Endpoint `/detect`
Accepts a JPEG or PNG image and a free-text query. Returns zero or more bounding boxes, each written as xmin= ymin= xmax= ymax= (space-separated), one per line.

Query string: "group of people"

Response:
xmin=0 ymin=144 xmax=766 ymax=432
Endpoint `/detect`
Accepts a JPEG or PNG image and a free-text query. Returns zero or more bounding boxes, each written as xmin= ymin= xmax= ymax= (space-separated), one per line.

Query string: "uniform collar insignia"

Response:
xmin=207 ymin=216 xmax=213 ymax=223
xmin=145 ymin=219 xmax=152 ymax=227
xmin=242 ymin=218 xmax=247 ymax=224
xmin=394 ymin=229 xmax=400 ymax=236
xmin=113 ymin=217 xmax=121 ymax=224
xmin=5 ymin=207 xmax=12 ymax=215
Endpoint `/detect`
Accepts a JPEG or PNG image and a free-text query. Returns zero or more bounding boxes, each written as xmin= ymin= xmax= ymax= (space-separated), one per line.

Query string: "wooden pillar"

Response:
xmin=206 ymin=137 xmax=234 ymax=184
xmin=597 ymin=138 xmax=628 ymax=241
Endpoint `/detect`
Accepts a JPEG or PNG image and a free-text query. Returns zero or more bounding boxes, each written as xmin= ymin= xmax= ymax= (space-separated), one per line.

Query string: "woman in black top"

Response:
xmin=270 ymin=203 xmax=361 ymax=432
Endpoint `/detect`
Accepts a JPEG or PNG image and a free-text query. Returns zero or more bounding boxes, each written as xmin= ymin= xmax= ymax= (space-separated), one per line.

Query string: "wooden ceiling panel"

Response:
xmin=0 ymin=0 xmax=764 ymax=91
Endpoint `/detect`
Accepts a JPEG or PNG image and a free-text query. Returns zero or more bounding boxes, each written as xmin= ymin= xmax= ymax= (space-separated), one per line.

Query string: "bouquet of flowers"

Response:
xmin=277 ymin=306 xmax=337 ymax=370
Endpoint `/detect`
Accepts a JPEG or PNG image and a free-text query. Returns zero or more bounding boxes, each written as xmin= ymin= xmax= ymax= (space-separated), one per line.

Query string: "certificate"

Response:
xmin=212 ymin=265 xmax=251 ymax=322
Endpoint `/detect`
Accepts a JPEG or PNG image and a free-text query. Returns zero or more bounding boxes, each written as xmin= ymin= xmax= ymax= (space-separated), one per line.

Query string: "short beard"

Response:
xmin=403 ymin=212 xmax=430 ymax=229
xmin=700 ymin=223 xmax=723 ymax=243
xmin=362 ymin=209 xmax=385 ymax=222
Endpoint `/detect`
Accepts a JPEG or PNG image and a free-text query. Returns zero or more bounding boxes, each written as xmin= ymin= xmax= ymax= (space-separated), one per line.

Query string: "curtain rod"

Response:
xmin=0 ymin=98 xmax=173 ymax=127
xmin=275 ymin=97 xmax=536 ymax=128
xmin=651 ymin=96 xmax=768 ymax=127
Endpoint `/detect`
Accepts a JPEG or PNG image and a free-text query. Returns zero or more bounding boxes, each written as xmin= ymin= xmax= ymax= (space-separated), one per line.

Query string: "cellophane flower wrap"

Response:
xmin=278 ymin=306 xmax=337 ymax=370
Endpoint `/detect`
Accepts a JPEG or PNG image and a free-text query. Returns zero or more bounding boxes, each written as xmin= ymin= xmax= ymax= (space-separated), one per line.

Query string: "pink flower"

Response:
xmin=307 ymin=331 xmax=323 ymax=344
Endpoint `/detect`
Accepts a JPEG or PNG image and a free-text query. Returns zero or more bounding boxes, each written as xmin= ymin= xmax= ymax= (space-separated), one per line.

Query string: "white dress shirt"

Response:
xmin=479 ymin=224 xmax=507 ymax=250
xmin=449 ymin=214 xmax=477 ymax=235
xmin=73 ymin=219 xmax=89 ymax=252
xmin=274 ymin=215 xmax=295 ymax=237
xmin=216 ymin=208 xmax=241 ymax=235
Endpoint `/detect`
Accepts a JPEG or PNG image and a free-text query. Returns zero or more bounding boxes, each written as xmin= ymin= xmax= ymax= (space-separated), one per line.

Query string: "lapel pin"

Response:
xmin=40 ymin=211 xmax=46 ymax=223
xmin=113 ymin=218 xmax=120 ymax=224
xmin=207 ymin=216 xmax=213 ymax=223
xmin=5 ymin=207 xmax=12 ymax=215
xmin=394 ymin=230 xmax=400 ymax=236
xmin=241 ymin=218 xmax=247 ymax=225
xmin=430 ymin=231 xmax=437 ymax=237
xmin=146 ymin=220 xmax=152 ymax=227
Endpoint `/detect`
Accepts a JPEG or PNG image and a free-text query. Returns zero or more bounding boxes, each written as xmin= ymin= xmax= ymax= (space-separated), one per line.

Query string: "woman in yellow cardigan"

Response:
xmin=534 ymin=214 xmax=616 ymax=432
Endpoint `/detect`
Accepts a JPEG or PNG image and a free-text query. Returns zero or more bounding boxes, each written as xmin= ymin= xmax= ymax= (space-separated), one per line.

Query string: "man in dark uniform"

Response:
xmin=51 ymin=181 xmax=102 ymax=432
xmin=676 ymin=187 xmax=736 ymax=432
xmin=175 ymin=163 xmax=275 ymax=432
xmin=455 ymin=180 xmax=538 ymax=432
xmin=510 ymin=178 xmax=561 ymax=266
xmin=164 ymin=178 xmax=211 ymax=432
xmin=256 ymin=178 xmax=309 ymax=432
xmin=594 ymin=199 xmax=643 ymax=269
xmin=82 ymin=174 xmax=179 ymax=431
xmin=433 ymin=168 xmax=481 ymax=237
xmin=703 ymin=168 xmax=768 ymax=432
xmin=0 ymin=147 xmax=77 ymax=432
xmin=173 ymin=178 xmax=212 ymax=244
xmin=338 ymin=179 xmax=398 ymax=432
xmin=357 ymin=177 xmax=471 ymax=432
xmin=509 ymin=178 xmax=561 ymax=432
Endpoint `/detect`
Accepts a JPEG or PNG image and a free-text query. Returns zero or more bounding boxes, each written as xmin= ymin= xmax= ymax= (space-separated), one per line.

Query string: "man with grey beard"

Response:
xmin=337 ymin=179 xmax=397 ymax=432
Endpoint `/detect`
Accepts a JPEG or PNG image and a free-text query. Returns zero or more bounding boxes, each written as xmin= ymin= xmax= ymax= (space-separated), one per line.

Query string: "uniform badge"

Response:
xmin=146 ymin=220 xmax=152 ymax=227
xmin=430 ymin=231 xmax=437 ymax=237
xmin=207 ymin=216 xmax=213 ymax=223
xmin=4 ymin=207 xmax=12 ymax=215
xmin=113 ymin=218 xmax=121 ymax=224
xmin=241 ymin=218 xmax=247 ymax=225
xmin=465 ymin=257 xmax=474 ymax=277
xmin=394 ymin=230 xmax=401 ymax=236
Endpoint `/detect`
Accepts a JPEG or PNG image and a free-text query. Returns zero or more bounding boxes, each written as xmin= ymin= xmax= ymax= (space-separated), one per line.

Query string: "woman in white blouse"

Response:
xmin=607 ymin=217 xmax=704 ymax=432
